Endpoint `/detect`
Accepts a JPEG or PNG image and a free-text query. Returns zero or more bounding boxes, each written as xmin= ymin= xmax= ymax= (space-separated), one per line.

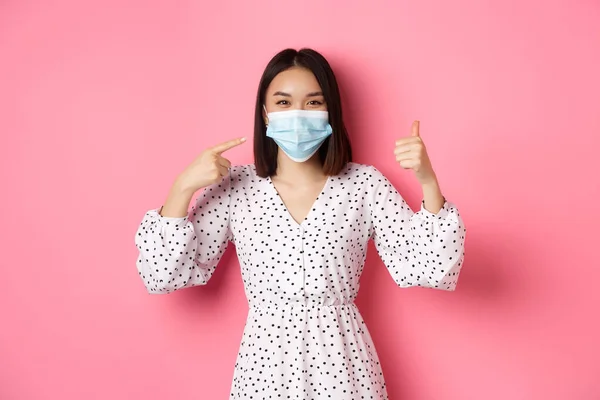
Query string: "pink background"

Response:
xmin=1 ymin=1 xmax=599 ymax=399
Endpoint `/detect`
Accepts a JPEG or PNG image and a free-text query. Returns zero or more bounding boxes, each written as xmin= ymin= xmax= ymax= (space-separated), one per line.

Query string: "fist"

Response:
xmin=394 ymin=121 xmax=436 ymax=184
xmin=176 ymin=137 xmax=246 ymax=193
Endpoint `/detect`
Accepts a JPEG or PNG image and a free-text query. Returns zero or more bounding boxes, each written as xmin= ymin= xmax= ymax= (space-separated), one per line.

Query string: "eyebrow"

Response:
xmin=272 ymin=91 xmax=324 ymax=97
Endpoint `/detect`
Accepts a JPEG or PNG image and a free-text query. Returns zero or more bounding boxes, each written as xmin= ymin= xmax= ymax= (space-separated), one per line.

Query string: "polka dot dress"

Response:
xmin=135 ymin=163 xmax=466 ymax=399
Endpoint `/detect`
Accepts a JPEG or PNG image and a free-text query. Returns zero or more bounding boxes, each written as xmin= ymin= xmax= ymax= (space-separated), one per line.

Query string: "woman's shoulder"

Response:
xmin=336 ymin=162 xmax=383 ymax=180
xmin=230 ymin=163 xmax=256 ymax=176
xmin=228 ymin=164 xmax=265 ymax=186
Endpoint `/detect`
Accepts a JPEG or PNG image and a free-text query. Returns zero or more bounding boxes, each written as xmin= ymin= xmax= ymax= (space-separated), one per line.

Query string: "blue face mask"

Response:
xmin=265 ymin=108 xmax=333 ymax=162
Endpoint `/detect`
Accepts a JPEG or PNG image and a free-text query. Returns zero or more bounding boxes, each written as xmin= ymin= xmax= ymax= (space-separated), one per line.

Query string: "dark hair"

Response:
xmin=254 ymin=48 xmax=352 ymax=177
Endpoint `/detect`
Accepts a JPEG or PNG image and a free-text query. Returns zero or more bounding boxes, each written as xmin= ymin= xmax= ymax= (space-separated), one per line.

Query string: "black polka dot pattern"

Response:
xmin=135 ymin=162 xmax=466 ymax=399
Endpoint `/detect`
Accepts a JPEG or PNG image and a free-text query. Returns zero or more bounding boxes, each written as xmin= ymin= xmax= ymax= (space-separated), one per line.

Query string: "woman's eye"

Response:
xmin=308 ymin=100 xmax=324 ymax=106
xmin=276 ymin=100 xmax=289 ymax=105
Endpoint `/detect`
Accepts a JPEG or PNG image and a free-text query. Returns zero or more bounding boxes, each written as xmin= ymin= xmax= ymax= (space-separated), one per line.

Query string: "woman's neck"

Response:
xmin=274 ymin=151 xmax=326 ymax=184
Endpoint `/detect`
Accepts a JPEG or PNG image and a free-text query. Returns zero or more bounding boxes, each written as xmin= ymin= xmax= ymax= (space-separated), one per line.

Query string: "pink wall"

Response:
xmin=1 ymin=1 xmax=599 ymax=399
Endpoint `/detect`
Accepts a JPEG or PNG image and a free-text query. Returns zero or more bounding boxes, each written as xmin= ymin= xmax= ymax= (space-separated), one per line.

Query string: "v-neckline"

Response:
xmin=267 ymin=175 xmax=331 ymax=227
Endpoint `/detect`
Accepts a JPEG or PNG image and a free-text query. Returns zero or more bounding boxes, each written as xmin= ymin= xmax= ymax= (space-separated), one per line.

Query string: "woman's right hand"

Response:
xmin=160 ymin=137 xmax=246 ymax=218
xmin=175 ymin=137 xmax=247 ymax=194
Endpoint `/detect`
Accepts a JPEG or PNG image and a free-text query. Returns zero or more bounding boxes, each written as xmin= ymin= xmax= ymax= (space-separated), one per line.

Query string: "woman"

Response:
xmin=135 ymin=48 xmax=466 ymax=399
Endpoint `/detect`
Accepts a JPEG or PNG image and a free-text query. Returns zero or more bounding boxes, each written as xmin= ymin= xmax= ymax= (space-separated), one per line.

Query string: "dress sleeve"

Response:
xmin=367 ymin=166 xmax=466 ymax=290
xmin=134 ymin=174 xmax=233 ymax=294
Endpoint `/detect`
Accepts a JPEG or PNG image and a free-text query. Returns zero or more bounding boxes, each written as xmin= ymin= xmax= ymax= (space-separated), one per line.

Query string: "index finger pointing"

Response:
xmin=211 ymin=137 xmax=247 ymax=154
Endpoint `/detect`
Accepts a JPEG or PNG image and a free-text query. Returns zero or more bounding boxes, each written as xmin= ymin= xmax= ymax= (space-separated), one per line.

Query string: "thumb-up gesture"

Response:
xmin=394 ymin=121 xmax=437 ymax=185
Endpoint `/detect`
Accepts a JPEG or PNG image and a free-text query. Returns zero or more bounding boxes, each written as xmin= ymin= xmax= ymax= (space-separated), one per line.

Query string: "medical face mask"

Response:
xmin=265 ymin=108 xmax=333 ymax=163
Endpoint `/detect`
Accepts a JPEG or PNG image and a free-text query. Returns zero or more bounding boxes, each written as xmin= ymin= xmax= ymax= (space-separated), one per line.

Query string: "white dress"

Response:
xmin=135 ymin=162 xmax=466 ymax=399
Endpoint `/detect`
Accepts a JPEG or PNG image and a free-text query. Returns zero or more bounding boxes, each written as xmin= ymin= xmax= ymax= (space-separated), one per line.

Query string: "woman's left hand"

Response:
xmin=394 ymin=120 xmax=437 ymax=186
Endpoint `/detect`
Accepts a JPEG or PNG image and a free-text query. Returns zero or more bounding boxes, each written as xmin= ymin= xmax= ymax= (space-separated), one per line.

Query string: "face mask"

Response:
xmin=265 ymin=108 xmax=333 ymax=163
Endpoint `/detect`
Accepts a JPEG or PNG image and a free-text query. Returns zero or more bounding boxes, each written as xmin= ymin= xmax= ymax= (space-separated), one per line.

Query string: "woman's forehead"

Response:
xmin=267 ymin=68 xmax=322 ymax=95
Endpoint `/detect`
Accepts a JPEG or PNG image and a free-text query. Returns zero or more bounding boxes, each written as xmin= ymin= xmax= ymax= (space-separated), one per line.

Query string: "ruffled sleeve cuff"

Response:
xmin=146 ymin=208 xmax=189 ymax=230
xmin=416 ymin=200 xmax=454 ymax=220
